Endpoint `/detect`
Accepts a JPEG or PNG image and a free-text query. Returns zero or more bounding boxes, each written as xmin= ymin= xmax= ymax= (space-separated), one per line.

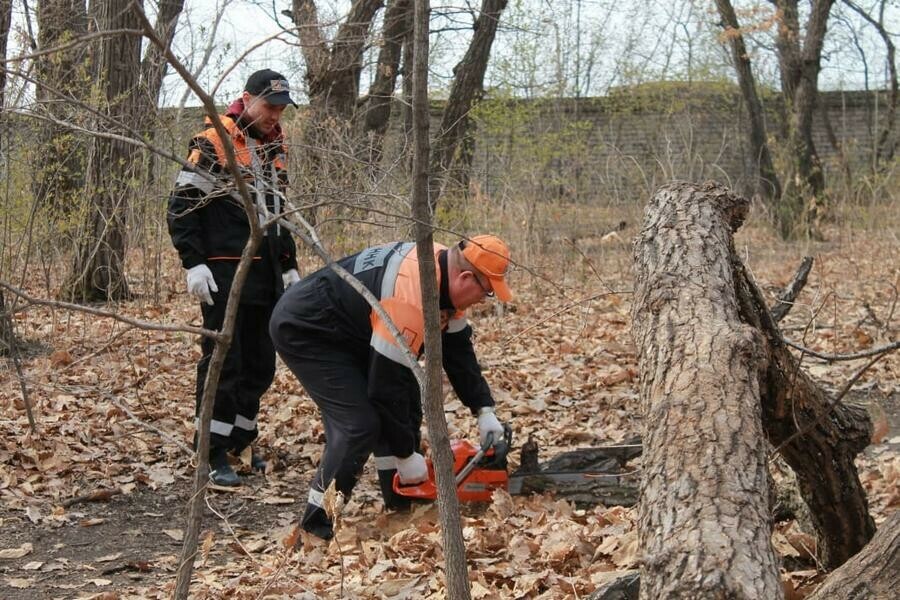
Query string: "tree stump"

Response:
xmin=632 ymin=181 xmax=783 ymax=599
xmin=806 ymin=511 xmax=899 ymax=600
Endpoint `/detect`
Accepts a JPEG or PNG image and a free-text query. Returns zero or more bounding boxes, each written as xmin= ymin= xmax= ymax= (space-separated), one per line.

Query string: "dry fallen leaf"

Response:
xmin=5 ymin=577 xmax=33 ymax=589
xmin=200 ymin=531 xmax=215 ymax=565
xmin=162 ymin=529 xmax=184 ymax=541
xmin=0 ymin=543 xmax=33 ymax=559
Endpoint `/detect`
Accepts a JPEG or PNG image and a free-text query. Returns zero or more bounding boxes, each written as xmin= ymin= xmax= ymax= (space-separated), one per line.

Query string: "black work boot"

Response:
xmin=209 ymin=448 xmax=241 ymax=487
xmin=300 ymin=503 xmax=333 ymax=541
xmin=378 ymin=468 xmax=411 ymax=511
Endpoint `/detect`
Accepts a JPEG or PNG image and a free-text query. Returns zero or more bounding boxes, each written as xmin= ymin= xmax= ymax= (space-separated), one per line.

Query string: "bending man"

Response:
xmin=269 ymin=235 xmax=512 ymax=539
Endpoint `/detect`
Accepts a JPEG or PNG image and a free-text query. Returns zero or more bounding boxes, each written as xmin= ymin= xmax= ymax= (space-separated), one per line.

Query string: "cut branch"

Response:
xmin=771 ymin=256 xmax=813 ymax=322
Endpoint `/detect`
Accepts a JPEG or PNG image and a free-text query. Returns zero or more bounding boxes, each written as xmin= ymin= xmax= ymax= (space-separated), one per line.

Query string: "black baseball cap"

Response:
xmin=244 ymin=69 xmax=297 ymax=107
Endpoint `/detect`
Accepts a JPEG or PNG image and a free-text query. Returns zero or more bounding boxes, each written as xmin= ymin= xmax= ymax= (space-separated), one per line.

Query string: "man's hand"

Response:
xmin=396 ymin=452 xmax=428 ymax=484
xmin=282 ymin=268 xmax=301 ymax=288
xmin=477 ymin=407 xmax=504 ymax=447
xmin=186 ymin=264 xmax=218 ymax=305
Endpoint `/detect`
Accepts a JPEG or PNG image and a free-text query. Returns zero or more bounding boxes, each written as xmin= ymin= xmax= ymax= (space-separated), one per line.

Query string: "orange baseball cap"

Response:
xmin=462 ymin=234 xmax=513 ymax=302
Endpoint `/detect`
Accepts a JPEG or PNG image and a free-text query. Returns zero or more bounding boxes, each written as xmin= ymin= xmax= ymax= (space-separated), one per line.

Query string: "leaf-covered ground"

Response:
xmin=1 ymin=218 xmax=898 ymax=599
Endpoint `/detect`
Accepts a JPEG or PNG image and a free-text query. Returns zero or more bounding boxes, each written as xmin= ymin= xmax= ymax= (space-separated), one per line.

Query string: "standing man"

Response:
xmin=168 ymin=69 xmax=301 ymax=486
xmin=269 ymin=235 xmax=512 ymax=539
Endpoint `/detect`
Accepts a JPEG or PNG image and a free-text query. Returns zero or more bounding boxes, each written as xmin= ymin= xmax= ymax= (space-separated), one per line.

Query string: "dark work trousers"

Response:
xmin=270 ymin=328 xmax=379 ymax=530
xmin=197 ymin=300 xmax=276 ymax=456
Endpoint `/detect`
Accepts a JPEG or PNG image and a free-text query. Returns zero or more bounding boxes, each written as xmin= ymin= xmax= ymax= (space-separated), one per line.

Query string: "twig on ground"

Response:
xmin=61 ymin=487 xmax=123 ymax=508
xmin=105 ymin=393 xmax=194 ymax=456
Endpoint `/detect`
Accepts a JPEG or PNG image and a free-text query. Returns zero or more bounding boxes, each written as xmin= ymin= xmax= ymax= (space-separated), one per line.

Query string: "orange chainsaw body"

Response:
xmin=392 ymin=438 xmax=509 ymax=502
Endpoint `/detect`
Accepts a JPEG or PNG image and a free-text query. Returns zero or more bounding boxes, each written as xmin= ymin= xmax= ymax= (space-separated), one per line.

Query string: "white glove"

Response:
xmin=477 ymin=407 xmax=504 ymax=447
xmin=186 ymin=264 xmax=218 ymax=305
xmin=396 ymin=452 xmax=428 ymax=484
xmin=282 ymin=268 xmax=301 ymax=288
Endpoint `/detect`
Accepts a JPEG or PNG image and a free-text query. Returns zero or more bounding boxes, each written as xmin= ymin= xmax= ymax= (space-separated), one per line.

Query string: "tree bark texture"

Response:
xmin=512 ymin=439 xmax=641 ymax=507
xmin=632 ymin=181 xmax=783 ymax=599
xmin=732 ymin=256 xmax=875 ymax=568
xmin=806 ymin=511 xmax=900 ymax=600
xmin=64 ymin=0 xmax=142 ymax=301
xmin=428 ymin=0 xmax=507 ymax=206
xmin=136 ymin=0 xmax=184 ymax=139
xmin=32 ymin=0 xmax=89 ymax=214
xmin=714 ymin=0 xmax=782 ymax=202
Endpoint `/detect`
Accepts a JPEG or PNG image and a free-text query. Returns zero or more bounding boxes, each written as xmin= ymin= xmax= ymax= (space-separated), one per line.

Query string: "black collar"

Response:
xmin=438 ymin=250 xmax=455 ymax=311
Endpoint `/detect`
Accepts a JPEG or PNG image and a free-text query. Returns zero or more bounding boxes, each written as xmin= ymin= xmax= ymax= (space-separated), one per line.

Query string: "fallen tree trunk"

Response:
xmin=733 ymin=259 xmax=875 ymax=568
xmin=806 ymin=511 xmax=900 ymax=600
xmin=632 ymin=181 xmax=783 ymax=599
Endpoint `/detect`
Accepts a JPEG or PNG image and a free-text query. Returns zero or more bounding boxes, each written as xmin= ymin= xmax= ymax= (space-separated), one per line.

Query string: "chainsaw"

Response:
xmin=394 ymin=427 xmax=642 ymax=506
xmin=393 ymin=425 xmax=513 ymax=502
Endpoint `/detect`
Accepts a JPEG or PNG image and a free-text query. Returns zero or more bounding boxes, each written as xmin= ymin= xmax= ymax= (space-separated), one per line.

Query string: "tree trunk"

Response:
xmin=0 ymin=0 xmax=10 ymax=105
xmin=774 ymin=0 xmax=834 ymax=238
xmin=135 ymin=0 xmax=185 ymax=179
xmin=714 ymin=0 xmax=782 ymax=202
xmin=842 ymin=0 xmax=897 ymax=166
xmin=138 ymin=0 xmax=184 ymax=116
xmin=428 ymin=0 xmax=508 ymax=206
xmin=291 ymin=0 xmax=384 ymax=225
xmin=63 ymin=0 xmax=142 ymax=302
xmin=732 ymin=256 xmax=875 ymax=569
xmin=410 ymin=0 xmax=471 ymax=597
xmin=632 ymin=181 xmax=783 ymax=599
xmin=33 ymin=0 xmax=89 ymax=215
xmin=357 ymin=0 xmax=410 ymax=169
xmin=806 ymin=512 xmax=900 ymax=600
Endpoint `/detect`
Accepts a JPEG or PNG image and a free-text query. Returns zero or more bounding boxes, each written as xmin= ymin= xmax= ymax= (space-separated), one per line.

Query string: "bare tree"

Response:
xmin=358 ymin=0 xmax=411 ymax=168
xmin=842 ymin=0 xmax=897 ymax=166
xmin=429 ymin=0 xmax=508 ymax=205
xmin=290 ymin=0 xmax=509 ymax=207
xmin=714 ymin=0 xmax=782 ymax=202
xmin=409 ymin=0 xmax=471 ymax=597
xmin=1 ymin=0 xmax=14 ymax=352
xmin=772 ymin=0 xmax=834 ymax=238
xmin=63 ymin=0 xmax=143 ymax=301
xmin=32 ymin=0 xmax=90 ymax=214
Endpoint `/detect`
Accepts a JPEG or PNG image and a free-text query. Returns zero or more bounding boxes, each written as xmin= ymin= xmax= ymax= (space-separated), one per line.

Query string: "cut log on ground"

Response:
xmin=806 ymin=511 xmax=900 ymax=600
xmin=509 ymin=437 xmax=641 ymax=507
xmin=632 ymin=181 xmax=783 ymax=599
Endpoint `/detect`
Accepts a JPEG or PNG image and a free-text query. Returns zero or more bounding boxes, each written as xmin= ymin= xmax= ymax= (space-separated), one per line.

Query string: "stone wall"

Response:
xmin=460 ymin=86 xmax=896 ymax=204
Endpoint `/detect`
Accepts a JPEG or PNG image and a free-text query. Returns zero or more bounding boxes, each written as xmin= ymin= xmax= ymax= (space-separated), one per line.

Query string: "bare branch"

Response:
xmin=771 ymin=256 xmax=814 ymax=322
xmin=0 ymin=280 xmax=221 ymax=340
